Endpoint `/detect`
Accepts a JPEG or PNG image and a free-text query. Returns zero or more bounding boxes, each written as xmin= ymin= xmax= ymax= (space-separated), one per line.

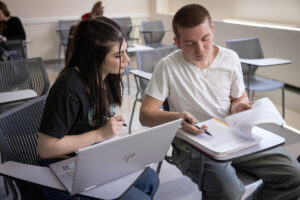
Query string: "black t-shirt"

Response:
xmin=39 ymin=68 xmax=94 ymax=138
xmin=3 ymin=16 xmax=26 ymax=40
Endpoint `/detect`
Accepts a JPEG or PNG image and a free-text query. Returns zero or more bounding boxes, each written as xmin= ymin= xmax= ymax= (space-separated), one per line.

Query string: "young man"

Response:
xmin=139 ymin=4 xmax=300 ymax=200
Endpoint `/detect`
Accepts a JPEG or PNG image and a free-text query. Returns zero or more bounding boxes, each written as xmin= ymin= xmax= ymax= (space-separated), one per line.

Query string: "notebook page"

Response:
xmin=224 ymin=97 xmax=284 ymax=139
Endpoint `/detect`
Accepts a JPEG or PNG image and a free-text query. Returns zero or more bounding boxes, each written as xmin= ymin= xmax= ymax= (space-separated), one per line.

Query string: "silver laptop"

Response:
xmin=49 ymin=119 xmax=182 ymax=195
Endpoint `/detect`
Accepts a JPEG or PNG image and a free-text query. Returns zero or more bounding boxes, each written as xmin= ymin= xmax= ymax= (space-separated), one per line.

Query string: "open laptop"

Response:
xmin=49 ymin=119 xmax=182 ymax=195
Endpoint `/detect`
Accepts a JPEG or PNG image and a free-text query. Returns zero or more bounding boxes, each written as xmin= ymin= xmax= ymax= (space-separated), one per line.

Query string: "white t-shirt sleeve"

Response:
xmin=144 ymin=59 xmax=169 ymax=102
xmin=230 ymin=52 xmax=245 ymax=98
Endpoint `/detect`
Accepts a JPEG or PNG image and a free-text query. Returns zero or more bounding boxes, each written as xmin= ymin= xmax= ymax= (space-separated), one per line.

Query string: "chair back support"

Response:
xmin=0 ymin=95 xmax=46 ymax=165
xmin=0 ymin=57 xmax=50 ymax=95
xmin=226 ymin=37 xmax=264 ymax=77
xmin=58 ymin=20 xmax=78 ymax=45
xmin=112 ymin=17 xmax=133 ymax=40
xmin=141 ymin=20 xmax=166 ymax=47
xmin=5 ymin=40 xmax=27 ymax=59
xmin=136 ymin=45 xmax=177 ymax=96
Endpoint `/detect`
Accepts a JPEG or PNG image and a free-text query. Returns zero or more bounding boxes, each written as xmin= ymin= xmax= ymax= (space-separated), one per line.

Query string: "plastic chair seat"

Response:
xmin=246 ymin=76 xmax=284 ymax=91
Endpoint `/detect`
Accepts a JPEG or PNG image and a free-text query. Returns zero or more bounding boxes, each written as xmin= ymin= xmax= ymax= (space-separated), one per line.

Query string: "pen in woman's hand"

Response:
xmin=184 ymin=119 xmax=213 ymax=137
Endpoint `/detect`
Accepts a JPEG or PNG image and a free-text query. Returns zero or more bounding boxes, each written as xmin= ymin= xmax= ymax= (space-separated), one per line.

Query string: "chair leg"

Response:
xmin=156 ymin=161 xmax=163 ymax=174
xmin=6 ymin=178 xmax=18 ymax=200
xmin=127 ymin=74 xmax=130 ymax=95
xmin=0 ymin=151 xmax=9 ymax=195
xmin=250 ymin=90 xmax=255 ymax=101
xmin=282 ymin=86 xmax=285 ymax=119
xmin=129 ymin=99 xmax=138 ymax=134
xmin=58 ymin=45 xmax=61 ymax=64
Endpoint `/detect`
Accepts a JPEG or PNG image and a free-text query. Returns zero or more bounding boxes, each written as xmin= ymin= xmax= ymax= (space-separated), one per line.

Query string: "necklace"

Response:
xmin=203 ymin=53 xmax=211 ymax=78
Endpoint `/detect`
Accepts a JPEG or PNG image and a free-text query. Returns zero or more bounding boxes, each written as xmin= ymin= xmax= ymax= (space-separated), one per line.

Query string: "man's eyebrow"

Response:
xmin=183 ymin=33 xmax=210 ymax=43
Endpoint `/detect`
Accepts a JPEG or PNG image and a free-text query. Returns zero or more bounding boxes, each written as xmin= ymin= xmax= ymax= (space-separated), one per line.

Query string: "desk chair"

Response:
xmin=0 ymin=95 xmax=47 ymax=200
xmin=111 ymin=17 xmax=139 ymax=44
xmin=5 ymin=40 xmax=27 ymax=59
xmin=0 ymin=57 xmax=50 ymax=113
xmin=57 ymin=20 xmax=78 ymax=63
xmin=141 ymin=20 xmax=168 ymax=48
xmin=129 ymin=45 xmax=177 ymax=133
xmin=226 ymin=37 xmax=286 ymax=118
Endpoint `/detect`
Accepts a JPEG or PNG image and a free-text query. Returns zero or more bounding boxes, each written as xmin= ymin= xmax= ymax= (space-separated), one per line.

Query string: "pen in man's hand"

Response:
xmin=185 ymin=119 xmax=213 ymax=137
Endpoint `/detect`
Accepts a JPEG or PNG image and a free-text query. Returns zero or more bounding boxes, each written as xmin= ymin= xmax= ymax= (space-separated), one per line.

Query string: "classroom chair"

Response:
xmin=0 ymin=57 xmax=50 ymax=113
xmin=0 ymin=95 xmax=47 ymax=200
xmin=226 ymin=37 xmax=286 ymax=118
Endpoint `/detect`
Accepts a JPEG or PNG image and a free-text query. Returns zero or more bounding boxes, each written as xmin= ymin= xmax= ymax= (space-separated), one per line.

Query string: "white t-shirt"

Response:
xmin=145 ymin=45 xmax=245 ymax=122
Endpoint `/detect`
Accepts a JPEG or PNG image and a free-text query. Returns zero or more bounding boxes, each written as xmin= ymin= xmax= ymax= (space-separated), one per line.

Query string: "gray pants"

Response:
xmin=172 ymin=138 xmax=300 ymax=200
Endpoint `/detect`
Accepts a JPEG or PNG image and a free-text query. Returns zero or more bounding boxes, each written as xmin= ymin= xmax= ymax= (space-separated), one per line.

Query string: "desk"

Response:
xmin=127 ymin=44 xmax=154 ymax=53
xmin=130 ymin=69 xmax=287 ymax=163
xmin=0 ymin=161 xmax=146 ymax=200
xmin=0 ymin=89 xmax=37 ymax=104
xmin=239 ymin=58 xmax=292 ymax=94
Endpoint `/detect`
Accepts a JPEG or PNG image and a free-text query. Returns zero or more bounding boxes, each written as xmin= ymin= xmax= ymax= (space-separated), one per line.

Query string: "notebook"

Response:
xmin=49 ymin=119 xmax=182 ymax=195
xmin=176 ymin=97 xmax=284 ymax=158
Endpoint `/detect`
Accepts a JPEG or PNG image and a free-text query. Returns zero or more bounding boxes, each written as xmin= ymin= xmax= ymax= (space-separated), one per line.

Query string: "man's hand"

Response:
xmin=180 ymin=112 xmax=208 ymax=135
xmin=231 ymin=101 xmax=253 ymax=113
xmin=230 ymin=91 xmax=253 ymax=114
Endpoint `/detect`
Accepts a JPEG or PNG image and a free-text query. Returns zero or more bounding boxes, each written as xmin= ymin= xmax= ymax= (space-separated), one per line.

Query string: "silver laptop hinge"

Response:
xmin=84 ymin=185 xmax=96 ymax=191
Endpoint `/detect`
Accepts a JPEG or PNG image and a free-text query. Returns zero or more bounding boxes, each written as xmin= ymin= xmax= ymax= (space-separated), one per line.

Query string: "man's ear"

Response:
xmin=174 ymin=37 xmax=181 ymax=49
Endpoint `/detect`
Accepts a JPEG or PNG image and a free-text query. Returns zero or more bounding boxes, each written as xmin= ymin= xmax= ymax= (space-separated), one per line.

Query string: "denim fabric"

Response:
xmin=172 ymin=137 xmax=300 ymax=200
xmin=42 ymin=168 xmax=159 ymax=200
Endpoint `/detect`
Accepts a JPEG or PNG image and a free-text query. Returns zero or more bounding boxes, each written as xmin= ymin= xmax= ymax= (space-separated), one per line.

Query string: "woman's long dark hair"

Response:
xmin=61 ymin=17 xmax=125 ymax=127
xmin=0 ymin=1 xmax=10 ymax=35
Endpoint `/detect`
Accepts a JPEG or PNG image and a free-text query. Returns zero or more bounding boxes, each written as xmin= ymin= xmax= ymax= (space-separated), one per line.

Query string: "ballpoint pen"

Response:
xmin=185 ymin=119 xmax=213 ymax=137
xmin=103 ymin=116 xmax=127 ymax=127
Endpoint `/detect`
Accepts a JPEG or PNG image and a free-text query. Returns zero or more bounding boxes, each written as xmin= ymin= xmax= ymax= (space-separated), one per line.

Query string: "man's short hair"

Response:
xmin=172 ymin=4 xmax=212 ymax=38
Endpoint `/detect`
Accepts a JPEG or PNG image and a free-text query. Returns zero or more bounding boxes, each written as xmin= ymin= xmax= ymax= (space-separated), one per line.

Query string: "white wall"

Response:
xmin=3 ymin=0 xmax=151 ymax=60
xmin=169 ymin=0 xmax=300 ymax=26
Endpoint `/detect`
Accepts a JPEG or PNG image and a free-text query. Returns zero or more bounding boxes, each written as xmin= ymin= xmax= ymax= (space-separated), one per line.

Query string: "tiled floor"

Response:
xmin=1 ymin=60 xmax=299 ymax=200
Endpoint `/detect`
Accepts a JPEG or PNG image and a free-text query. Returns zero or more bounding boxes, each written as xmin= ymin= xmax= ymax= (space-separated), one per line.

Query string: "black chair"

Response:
xmin=0 ymin=95 xmax=47 ymax=200
xmin=5 ymin=40 xmax=27 ymax=59
xmin=0 ymin=57 xmax=50 ymax=113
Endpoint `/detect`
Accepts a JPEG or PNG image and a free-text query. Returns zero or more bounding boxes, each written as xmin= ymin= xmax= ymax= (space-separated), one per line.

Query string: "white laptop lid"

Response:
xmin=52 ymin=119 xmax=182 ymax=195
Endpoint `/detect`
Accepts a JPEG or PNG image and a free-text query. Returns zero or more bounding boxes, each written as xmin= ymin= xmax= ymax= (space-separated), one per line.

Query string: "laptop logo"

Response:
xmin=122 ymin=152 xmax=135 ymax=163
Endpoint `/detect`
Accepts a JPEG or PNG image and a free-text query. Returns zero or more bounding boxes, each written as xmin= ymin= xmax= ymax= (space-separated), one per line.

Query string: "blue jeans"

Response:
xmin=42 ymin=168 xmax=159 ymax=200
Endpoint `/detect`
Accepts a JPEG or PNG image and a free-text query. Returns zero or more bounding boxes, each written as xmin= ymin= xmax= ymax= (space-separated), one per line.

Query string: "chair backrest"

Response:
xmin=141 ymin=20 xmax=166 ymax=47
xmin=136 ymin=45 xmax=177 ymax=96
xmin=0 ymin=95 xmax=46 ymax=165
xmin=226 ymin=37 xmax=264 ymax=77
xmin=58 ymin=20 xmax=78 ymax=45
xmin=111 ymin=17 xmax=133 ymax=40
xmin=5 ymin=40 xmax=27 ymax=59
xmin=0 ymin=57 xmax=50 ymax=95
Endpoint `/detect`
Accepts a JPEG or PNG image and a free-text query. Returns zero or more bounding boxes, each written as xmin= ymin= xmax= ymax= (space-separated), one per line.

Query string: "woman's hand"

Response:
xmin=97 ymin=115 xmax=125 ymax=140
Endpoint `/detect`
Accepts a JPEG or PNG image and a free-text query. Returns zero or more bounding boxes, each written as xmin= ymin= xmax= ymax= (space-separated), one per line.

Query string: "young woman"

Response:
xmin=0 ymin=1 xmax=26 ymax=41
xmin=37 ymin=17 xmax=159 ymax=200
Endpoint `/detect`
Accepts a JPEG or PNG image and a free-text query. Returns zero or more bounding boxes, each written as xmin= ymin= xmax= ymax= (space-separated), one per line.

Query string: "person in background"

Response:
xmin=37 ymin=17 xmax=159 ymax=200
xmin=0 ymin=1 xmax=26 ymax=41
xmin=81 ymin=1 xmax=104 ymax=20
xmin=139 ymin=4 xmax=300 ymax=200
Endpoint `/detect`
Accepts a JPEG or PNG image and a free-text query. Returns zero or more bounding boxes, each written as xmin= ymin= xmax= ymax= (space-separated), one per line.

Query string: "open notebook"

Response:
xmin=177 ymin=97 xmax=284 ymax=158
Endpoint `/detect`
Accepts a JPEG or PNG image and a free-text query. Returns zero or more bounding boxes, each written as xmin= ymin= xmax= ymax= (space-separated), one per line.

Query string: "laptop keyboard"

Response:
xmin=59 ymin=163 xmax=75 ymax=189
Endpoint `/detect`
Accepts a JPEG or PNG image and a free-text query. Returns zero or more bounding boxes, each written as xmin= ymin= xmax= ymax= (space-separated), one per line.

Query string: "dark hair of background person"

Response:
xmin=91 ymin=1 xmax=104 ymax=18
xmin=172 ymin=4 xmax=212 ymax=38
xmin=0 ymin=1 xmax=10 ymax=35
xmin=0 ymin=1 xmax=10 ymax=17
xmin=61 ymin=17 xmax=125 ymax=127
